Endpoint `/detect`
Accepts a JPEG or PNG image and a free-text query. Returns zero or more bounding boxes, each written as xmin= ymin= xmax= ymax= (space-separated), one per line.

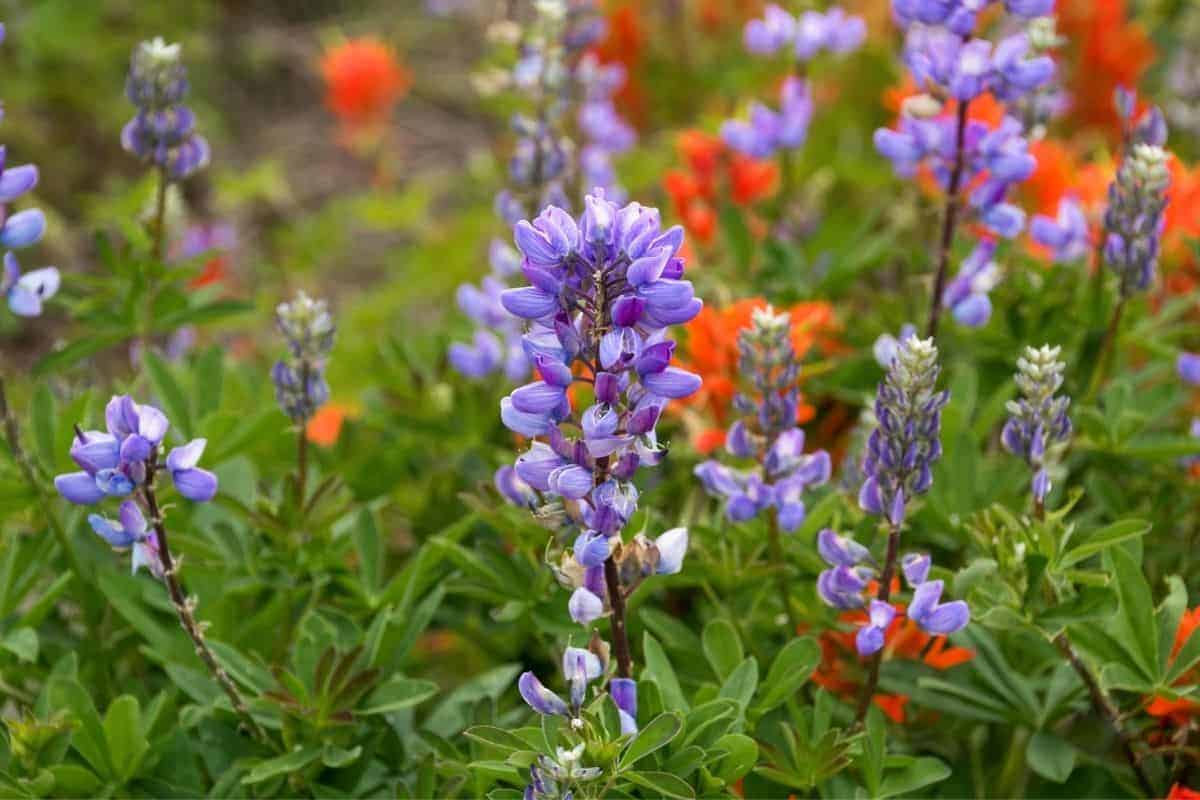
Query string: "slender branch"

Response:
xmin=151 ymin=165 xmax=169 ymax=262
xmin=603 ymin=554 xmax=633 ymax=679
xmin=1084 ymin=298 xmax=1126 ymax=402
xmin=855 ymin=520 xmax=902 ymax=724
xmin=1054 ymin=631 xmax=1154 ymax=796
xmin=142 ymin=464 xmax=268 ymax=744
xmin=925 ymin=99 xmax=972 ymax=339
xmin=766 ymin=509 xmax=799 ymax=632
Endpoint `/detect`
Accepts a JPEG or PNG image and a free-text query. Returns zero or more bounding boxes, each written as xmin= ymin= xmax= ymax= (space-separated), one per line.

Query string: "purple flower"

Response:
xmin=1179 ymin=353 xmax=1200 ymax=386
xmin=518 ymin=671 xmax=570 ymax=717
xmin=54 ymin=395 xmax=218 ymax=506
xmin=908 ymin=579 xmax=970 ymax=635
xmin=722 ymin=77 xmax=813 ymax=158
xmin=1104 ymin=144 xmax=1170 ymax=298
xmin=873 ymin=324 xmax=917 ymax=368
xmin=610 ymin=677 xmax=638 ymax=734
xmin=817 ymin=528 xmax=871 ymax=567
xmin=859 ymin=337 xmax=948 ymax=525
xmin=88 ymin=500 xmax=162 ymax=577
xmin=653 ymin=527 xmax=688 ymax=575
xmin=1002 ymin=345 xmax=1071 ymax=503
xmin=122 ymin=39 xmax=209 ymax=180
xmin=817 ymin=565 xmax=870 ymax=609
xmin=855 ymin=600 xmax=896 ymax=656
xmin=274 ymin=293 xmax=335 ymax=423
xmin=1031 ymin=197 xmax=1090 ymax=262
xmin=902 ymin=552 xmax=931 ymax=586
xmin=1 ymin=252 xmax=58 ymax=317
xmin=943 ymin=239 xmax=1001 ymax=328
xmin=743 ymin=4 xmax=865 ymax=59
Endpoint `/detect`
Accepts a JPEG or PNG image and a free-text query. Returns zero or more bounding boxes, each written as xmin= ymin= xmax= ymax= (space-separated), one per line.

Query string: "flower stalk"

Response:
xmin=926 ymin=99 xmax=971 ymax=339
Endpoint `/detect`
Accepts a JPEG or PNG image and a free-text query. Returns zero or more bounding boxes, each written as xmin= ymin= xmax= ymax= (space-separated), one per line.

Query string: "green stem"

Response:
xmin=855 ymin=520 xmax=902 ymax=724
xmin=1084 ymin=298 xmax=1125 ymax=402
xmin=1053 ymin=631 xmax=1153 ymax=796
xmin=766 ymin=509 xmax=799 ymax=633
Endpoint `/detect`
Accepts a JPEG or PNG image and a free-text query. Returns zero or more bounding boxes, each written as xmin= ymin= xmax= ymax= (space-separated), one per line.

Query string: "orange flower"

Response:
xmin=730 ymin=156 xmax=779 ymax=206
xmin=1169 ymin=784 xmax=1200 ymax=800
xmin=592 ymin=4 xmax=648 ymax=126
xmin=678 ymin=130 xmax=725 ymax=177
xmin=1058 ymin=0 xmax=1155 ymax=136
xmin=306 ymin=402 xmax=351 ymax=447
xmin=1146 ymin=606 xmax=1200 ymax=726
xmin=321 ymin=38 xmax=410 ymax=128
xmin=676 ymin=299 xmax=841 ymax=447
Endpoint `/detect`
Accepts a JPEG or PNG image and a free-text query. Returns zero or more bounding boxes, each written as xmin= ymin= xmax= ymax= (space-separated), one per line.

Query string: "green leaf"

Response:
xmin=192 ymin=345 xmax=225 ymax=420
xmin=359 ymin=676 xmax=438 ymax=715
xmin=879 ymin=756 xmax=952 ymax=797
xmin=711 ymin=733 xmax=759 ymax=784
xmin=1026 ymin=731 xmax=1076 ymax=783
xmin=103 ymin=695 xmax=148 ymax=781
xmin=465 ymin=725 xmax=533 ymax=754
xmin=1106 ymin=546 xmax=1159 ymax=682
xmin=642 ymin=632 xmax=687 ymax=712
xmin=143 ymin=351 xmax=192 ymax=439
xmin=702 ymin=619 xmax=743 ymax=682
xmin=2 ymin=627 xmax=38 ymax=663
xmin=756 ymin=637 xmax=820 ymax=712
xmin=1059 ymin=519 xmax=1151 ymax=567
xmin=47 ymin=764 xmax=102 ymax=797
xmin=34 ymin=333 xmax=126 ymax=377
xmin=717 ymin=657 xmax=758 ymax=712
xmin=242 ymin=746 xmax=322 ymax=784
xmin=861 ymin=705 xmax=886 ymax=797
xmin=353 ymin=508 xmax=385 ymax=595
xmin=48 ymin=678 xmax=111 ymax=778
xmin=624 ymin=770 xmax=695 ymax=799
xmin=321 ymin=744 xmax=362 ymax=768
xmin=618 ymin=712 xmax=683 ymax=770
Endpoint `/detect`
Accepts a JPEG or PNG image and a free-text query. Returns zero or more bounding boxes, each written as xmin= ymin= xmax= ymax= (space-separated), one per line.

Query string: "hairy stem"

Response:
xmin=603 ymin=554 xmax=633 ymax=679
xmin=1054 ymin=631 xmax=1153 ymax=796
xmin=142 ymin=467 xmax=268 ymax=744
xmin=925 ymin=99 xmax=971 ymax=340
xmin=855 ymin=520 xmax=902 ymax=724
xmin=766 ymin=509 xmax=799 ymax=633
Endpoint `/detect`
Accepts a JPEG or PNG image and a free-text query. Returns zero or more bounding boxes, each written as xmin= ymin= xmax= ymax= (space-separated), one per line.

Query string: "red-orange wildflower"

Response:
xmin=676 ymin=299 xmax=841 ymax=442
xmin=320 ymin=38 xmax=410 ymax=128
xmin=663 ymin=130 xmax=777 ymax=245
xmin=306 ymin=402 xmax=352 ymax=447
xmin=1146 ymin=606 xmax=1200 ymax=727
xmin=1057 ymin=0 xmax=1155 ymax=136
xmin=1168 ymin=783 xmax=1200 ymax=800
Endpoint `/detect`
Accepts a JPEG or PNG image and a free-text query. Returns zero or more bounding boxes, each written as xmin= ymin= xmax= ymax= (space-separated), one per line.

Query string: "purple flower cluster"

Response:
xmin=941 ymin=239 xmax=1001 ymax=327
xmin=721 ymin=77 xmax=813 ymax=160
xmin=576 ymin=53 xmax=636 ymax=203
xmin=694 ymin=306 xmax=831 ymax=532
xmin=500 ymin=191 xmax=698 ymax=740
xmin=121 ymin=38 xmax=209 ymax=181
xmin=1002 ymin=345 xmax=1071 ymax=503
xmin=519 ymin=644 xmax=639 ymax=743
xmin=816 ymin=530 xmax=969 ymax=655
xmin=54 ymin=395 xmax=218 ymax=506
xmin=723 ymin=4 xmax=863 ymax=159
xmin=743 ymin=4 xmax=866 ymax=60
xmin=0 ymin=24 xmax=58 ymax=318
xmin=875 ymin=0 xmax=1054 ymax=328
xmin=1030 ymin=196 xmax=1090 ymax=263
xmin=1103 ymin=142 xmax=1171 ymax=298
xmin=88 ymin=501 xmax=162 ymax=578
xmin=876 ymin=113 xmax=1037 ymax=240
xmin=452 ymin=3 xmax=637 ymax=385
xmin=272 ymin=292 xmax=335 ymax=423
xmin=859 ymin=337 xmax=948 ymax=526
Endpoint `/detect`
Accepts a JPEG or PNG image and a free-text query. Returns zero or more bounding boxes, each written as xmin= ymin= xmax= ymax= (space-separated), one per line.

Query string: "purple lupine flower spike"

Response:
xmin=1103 ymin=144 xmax=1171 ymax=298
xmin=122 ymin=38 xmax=209 ymax=180
xmin=273 ymin=292 xmax=335 ymax=423
xmin=859 ymin=337 xmax=948 ymax=526
xmin=1179 ymin=353 xmax=1200 ymax=386
xmin=695 ymin=306 xmax=831 ymax=532
xmin=1001 ymin=345 xmax=1071 ymax=504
